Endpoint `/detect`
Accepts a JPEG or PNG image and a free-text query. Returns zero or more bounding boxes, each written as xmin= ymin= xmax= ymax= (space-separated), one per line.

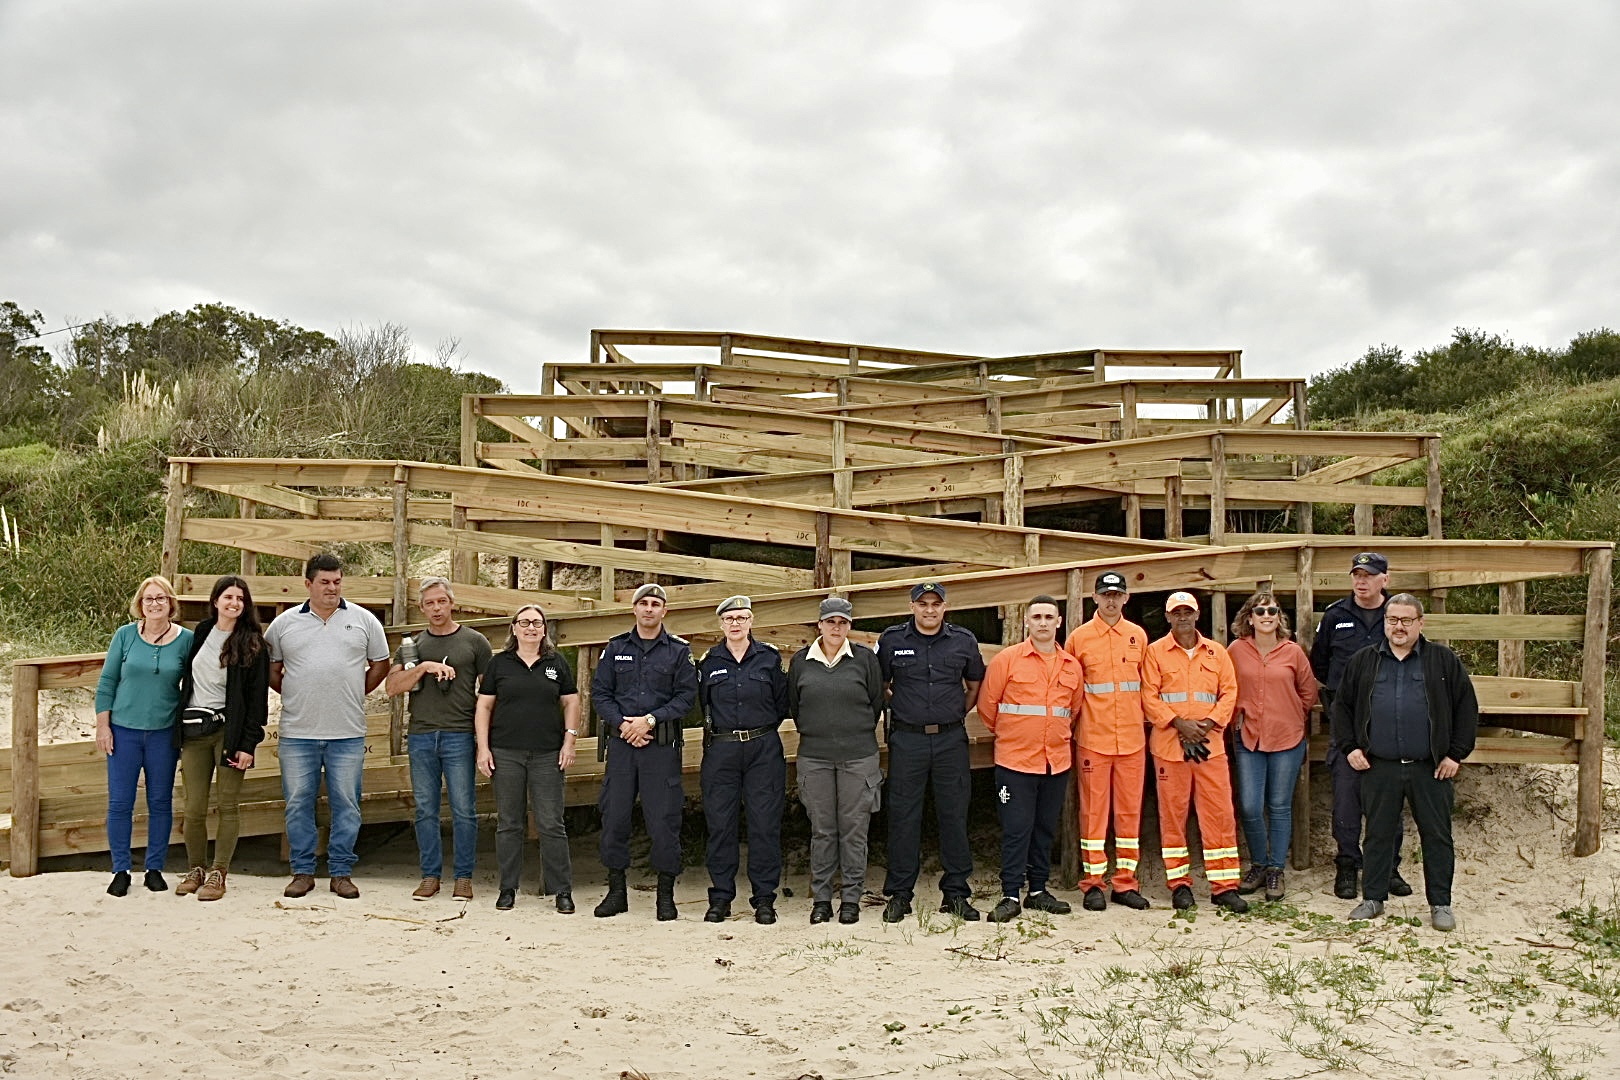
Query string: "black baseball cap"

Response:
xmin=1094 ymin=571 xmax=1128 ymax=594
xmin=1350 ymin=552 xmax=1389 ymax=575
xmin=910 ymin=582 xmax=946 ymax=602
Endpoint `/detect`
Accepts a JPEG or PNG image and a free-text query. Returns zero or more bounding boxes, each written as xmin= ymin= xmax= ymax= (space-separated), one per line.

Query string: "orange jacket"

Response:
xmin=1064 ymin=615 xmax=1148 ymax=755
xmin=979 ymin=639 xmax=1084 ymax=774
xmin=1142 ymin=632 xmax=1238 ymax=761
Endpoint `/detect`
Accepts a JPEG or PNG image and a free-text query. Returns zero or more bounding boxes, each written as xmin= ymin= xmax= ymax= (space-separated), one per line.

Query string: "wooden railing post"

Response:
xmin=160 ymin=461 xmax=187 ymax=583
xmin=1575 ymin=547 xmax=1612 ymax=856
xmin=1291 ymin=545 xmax=1315 ymax=870
xmin=389 ymin=466 xmax=410 ymax=756
xmin=9 ymin=661 xmax=41 ymax=876
xmin=1498 ymin=581 xmax=1526 ymax=678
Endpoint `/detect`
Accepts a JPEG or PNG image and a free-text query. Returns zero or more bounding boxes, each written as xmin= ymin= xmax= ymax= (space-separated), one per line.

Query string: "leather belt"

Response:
xmin=895 ymin=720 xmax=963 ymax=735
xmin=708 ymin=726 xmax=777 ymax=743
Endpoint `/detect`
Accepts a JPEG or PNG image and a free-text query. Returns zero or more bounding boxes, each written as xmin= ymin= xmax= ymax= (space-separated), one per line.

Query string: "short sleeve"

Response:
xmin=264 ymin=617 xmax=284 ymax=662
xmin=556 ymin=657 xmax=579 ymax=695
xmin=478 ymin=656 xmax=502 ymax=697
xmin=365 ymin=612 xmax=390 ymax=662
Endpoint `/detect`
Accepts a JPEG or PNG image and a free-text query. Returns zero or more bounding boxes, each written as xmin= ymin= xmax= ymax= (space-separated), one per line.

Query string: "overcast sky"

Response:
xmin=2 ymin=1 xmax=1615 ymax=388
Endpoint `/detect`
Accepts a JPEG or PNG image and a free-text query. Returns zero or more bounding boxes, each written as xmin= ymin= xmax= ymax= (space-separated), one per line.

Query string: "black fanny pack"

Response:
xmin=180 ymin=706 xmax=226 ymax=740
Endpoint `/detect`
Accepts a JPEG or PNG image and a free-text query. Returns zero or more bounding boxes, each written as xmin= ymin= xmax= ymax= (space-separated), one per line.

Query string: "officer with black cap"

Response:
xmin=1309 ymin=552 xmax=1411 ymax=901
xmin=877 ymin=582 xmax=987 ymax=922
xmin=591 ymin=582 xmax=698 ymax=920
xmin=697 ymin=595 xmax=790 ymax=924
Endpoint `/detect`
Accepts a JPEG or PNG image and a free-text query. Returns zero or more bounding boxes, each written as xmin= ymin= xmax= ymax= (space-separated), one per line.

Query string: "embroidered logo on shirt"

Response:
xmin=893 ymin=649 xmax=916 ymax=656
xmin=614 ymin=655 xmax=635 ymax=661
xmin=998 ymin=786 xmax=1011 ymax=804
xmin=544 ymin=668 xmax=558 ymax=680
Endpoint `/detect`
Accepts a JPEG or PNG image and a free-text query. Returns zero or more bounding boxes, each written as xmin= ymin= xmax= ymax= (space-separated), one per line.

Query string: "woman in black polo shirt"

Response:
xmin=476 ymin=605 xmax=580 ymax=912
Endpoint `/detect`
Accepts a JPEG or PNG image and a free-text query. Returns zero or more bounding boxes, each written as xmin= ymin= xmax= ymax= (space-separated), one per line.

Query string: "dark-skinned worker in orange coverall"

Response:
xmin=1142 ymin=591 xmax=1248 ymax=913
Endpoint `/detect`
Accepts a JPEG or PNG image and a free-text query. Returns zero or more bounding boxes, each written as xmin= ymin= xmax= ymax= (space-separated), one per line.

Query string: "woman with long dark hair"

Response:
xmin=95 ymin=574 xmax=193 ymax=896
xmin=476 ymin=605 xmax=581 ymax=912
xmin=173 ymin=575 xmax=270 ymax=901
xmin=1228 ymin=591 xmax=1319 ymax=902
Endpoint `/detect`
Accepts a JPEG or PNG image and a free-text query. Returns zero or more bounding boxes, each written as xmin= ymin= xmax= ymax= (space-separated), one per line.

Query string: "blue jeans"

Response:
xmin=1233 ymin=736 xmax=1307 ymax=869
xmin=408 ymin=731 xmax=478 ymax=880
xmin=280 ymin=737 xmax=366 ymax=877
xmin=106 ymin=723 xmax=179 ymax=873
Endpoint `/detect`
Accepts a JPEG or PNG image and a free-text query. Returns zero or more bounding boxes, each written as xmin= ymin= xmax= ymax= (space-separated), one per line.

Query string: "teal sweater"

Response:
xmin=95 ymin=622 xmax=194 ymax=731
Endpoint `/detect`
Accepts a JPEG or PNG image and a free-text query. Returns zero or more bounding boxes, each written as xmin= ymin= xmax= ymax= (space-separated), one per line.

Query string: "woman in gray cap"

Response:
xmin=786 ymin=595 xmax=885 ymax=924
xmin=697 ymin=595 xmax=790 ymax=924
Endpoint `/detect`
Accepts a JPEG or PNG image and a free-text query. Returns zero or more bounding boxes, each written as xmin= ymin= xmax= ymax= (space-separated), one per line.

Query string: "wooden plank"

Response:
xmin=1576 ymin=547 xmax=1611 ymax=857
xmin=176 ymin=574 xmax=393 ymax=607
xmin=192 ymin=482 xmax=321 ymax=517
xmin=183 ymin=518 xmax=394 ymax=547
xmin=1499 ymin=581 xmax=1526 ymax=677
xmin=9 ymin=662 xmax=40 ymax=875
xmin=160 ymin=461 xmax=187 ymax=582
xmin=1218 ymin=479 xmax=1429 ymax=506
xmin=1302 ymin=456 xmax=1408 ymax=485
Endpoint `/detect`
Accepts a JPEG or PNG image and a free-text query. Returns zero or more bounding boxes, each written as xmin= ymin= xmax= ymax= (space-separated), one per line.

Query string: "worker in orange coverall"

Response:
xmin=1142 ymin=591 xmax=1248 ymax=913
xmin=978 ymin=595 xmax=1085 ymax=925
xmin=1063 ymin=570 xmax=1152 ymax=913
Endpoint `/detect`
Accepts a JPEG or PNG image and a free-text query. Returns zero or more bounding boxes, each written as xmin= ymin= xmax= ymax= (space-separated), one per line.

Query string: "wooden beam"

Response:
xmin=1498 ymin=581 xmax=1526 ymax=678
xmin=195 ymin=482 xmax=321 ymax=518
xmin=160 ymin=462 xmax=187 ymax=583
xmin=9 ymin=662 xmax=40 ymax=876
xmin=1576 ymin=547 xmax=1612 ymax=857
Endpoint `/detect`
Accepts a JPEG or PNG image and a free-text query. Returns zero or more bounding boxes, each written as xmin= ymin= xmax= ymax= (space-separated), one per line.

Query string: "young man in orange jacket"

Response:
xmin=1142 ymin=592 xmax=1248 ymax=913
xmin=979 ymin=596 xmax=1086 ymax=923
xmin=1063 ymin=570 xmax=1152 ymax=912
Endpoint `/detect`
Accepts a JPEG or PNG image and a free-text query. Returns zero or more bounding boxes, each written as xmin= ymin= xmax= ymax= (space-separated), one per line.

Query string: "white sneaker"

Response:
xmin=1348 ymin=899 xmax=1384 ymax=920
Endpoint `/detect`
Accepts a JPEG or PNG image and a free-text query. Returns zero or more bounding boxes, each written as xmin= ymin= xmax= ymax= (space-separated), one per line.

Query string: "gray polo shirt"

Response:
xmin=266 ymin=599 xmax=390 ymax=740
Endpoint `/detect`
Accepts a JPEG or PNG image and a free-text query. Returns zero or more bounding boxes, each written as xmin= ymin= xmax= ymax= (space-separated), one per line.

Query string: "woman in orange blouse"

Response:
xmin=1228 ymin=592 xmax=1319 ymax=901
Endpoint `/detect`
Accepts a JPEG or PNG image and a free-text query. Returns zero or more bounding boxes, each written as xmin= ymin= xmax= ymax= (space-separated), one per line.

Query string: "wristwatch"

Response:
xmin=564 ymin=728 xmax=579 ymax=737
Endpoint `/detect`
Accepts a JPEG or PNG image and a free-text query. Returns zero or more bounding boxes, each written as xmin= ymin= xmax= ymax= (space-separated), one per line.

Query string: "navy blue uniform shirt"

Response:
xmin=877 ymin=620 xmax=987 ymax=728
xmin=1310 ymin=593 xmax=1388 ymax=693
xmin=698 ymin=638 xmax=790 ymax=731
xmin=591 ymin=626 xmax=698 ymax=737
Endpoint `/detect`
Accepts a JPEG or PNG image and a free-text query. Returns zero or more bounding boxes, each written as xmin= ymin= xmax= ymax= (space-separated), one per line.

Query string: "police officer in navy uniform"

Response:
xmin=877 ymin=582 xmax=987 ymax=923
xmin=697 ymin=595 xmax=790 ymax=925
xmin=1309 ymin=552 xmax=1411 ymax=901
xmin=591 ymin=583 xmax=698 ymax=921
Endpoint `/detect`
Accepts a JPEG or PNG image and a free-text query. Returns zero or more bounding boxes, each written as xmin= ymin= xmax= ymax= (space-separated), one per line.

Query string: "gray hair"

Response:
xmin=417 ymin=576 xmax=455 ymax=603
xmin=1387 ymin=592 xmax=1425 ymax=616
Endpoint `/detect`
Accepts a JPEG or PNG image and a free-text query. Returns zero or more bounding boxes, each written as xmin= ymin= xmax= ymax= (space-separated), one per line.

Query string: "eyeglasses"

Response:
xmin=1252 ymin=606 xmax=1281 ymax=617
xmin=141 ymin=595 xmax=169 ymax=605
xmin=720 ymin=614 xmax=752 ymax=623
xmin=1385 ymin=615 xmax=1421 ymax=628
xmin=514 ymin=618 xmax=544 ymax=629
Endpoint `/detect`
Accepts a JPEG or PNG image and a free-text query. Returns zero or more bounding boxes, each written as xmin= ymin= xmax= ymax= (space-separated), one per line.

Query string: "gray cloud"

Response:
xmin=2 ymin=0 xmax=1615 ymax=386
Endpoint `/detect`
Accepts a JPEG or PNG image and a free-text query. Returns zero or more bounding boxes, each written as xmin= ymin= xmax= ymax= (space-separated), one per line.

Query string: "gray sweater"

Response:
xmin=787 ymin=643 xmax=884 ymax=761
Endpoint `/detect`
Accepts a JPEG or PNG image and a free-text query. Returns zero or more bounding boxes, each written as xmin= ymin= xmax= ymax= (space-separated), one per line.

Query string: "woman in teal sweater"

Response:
xmin=95 ymin=575 xmax=193 ymax=896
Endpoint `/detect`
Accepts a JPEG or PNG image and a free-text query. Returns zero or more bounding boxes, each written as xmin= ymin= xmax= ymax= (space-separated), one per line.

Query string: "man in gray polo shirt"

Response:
xmin=266 ymin=553 xmax=391 ymax=899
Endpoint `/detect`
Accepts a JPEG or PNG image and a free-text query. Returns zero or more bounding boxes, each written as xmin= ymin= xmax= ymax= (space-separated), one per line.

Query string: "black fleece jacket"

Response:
xmin=1330 ymin=637 xmax=1479 ymax=766
xmin=172 ymin=617 xmax=271 ymax=758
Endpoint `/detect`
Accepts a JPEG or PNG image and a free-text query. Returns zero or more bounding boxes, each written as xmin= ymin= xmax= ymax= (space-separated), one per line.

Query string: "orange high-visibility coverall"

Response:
xmin=1142 ymin=632 xmax=1241 ymax=895
xmin=1064 ymin=615 xmax=1149 ymax=893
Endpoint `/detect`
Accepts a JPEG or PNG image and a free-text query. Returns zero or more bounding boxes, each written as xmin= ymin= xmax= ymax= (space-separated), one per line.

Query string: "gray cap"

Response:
xmin=818 ymin=596 xmax=854 ymax=621
xmin=716 ymin=595 xmax=752 ymax=617
xmin=632 ymin=582 xmax=668 ymax=604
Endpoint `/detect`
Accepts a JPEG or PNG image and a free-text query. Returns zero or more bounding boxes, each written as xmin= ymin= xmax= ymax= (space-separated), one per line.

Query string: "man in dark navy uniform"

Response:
xmin=591 ymin=583 xmax=698 ymax=920
xmin=697 ymin=595 xmax=791 ymax=925
xmin=1310 ymin=551 xmax=1410 ymax=901
xmin=877 ymin=582 xmax=987 ymax=923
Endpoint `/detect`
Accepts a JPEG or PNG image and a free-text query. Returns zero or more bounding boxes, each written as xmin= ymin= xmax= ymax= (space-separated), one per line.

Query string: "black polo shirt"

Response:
xmin=698 ymin=638 xmax=789 ymax=731
xmin=877 ymin=619 xmax=987 ymax=730
xmin=480 ymin=649 xmax=579 ymax=752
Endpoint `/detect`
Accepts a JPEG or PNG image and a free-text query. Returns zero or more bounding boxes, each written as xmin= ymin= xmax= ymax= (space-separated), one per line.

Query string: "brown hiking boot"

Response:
xmin=197 ymin=869 xmax=227 ymax=902
xmin=452 ymin=878 xmax=473 ymax=901
xmin=175 ymin=866 xmax=206 ymax=896
xmin=283 ymin=874 xmax=316 ymax=898
xmin=329 ymin=876 xmax=360 ymax=900
xmin=412 ymin=876 xmax=441 ymax=900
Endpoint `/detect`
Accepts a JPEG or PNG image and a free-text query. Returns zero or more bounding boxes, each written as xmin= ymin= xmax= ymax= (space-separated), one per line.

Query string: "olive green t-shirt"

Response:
xmin=399 ymin=625 xmax=493 ymax=734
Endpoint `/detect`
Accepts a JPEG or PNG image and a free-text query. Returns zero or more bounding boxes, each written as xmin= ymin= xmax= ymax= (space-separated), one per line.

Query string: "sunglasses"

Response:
xmin=1252 ymin=606 xmax=1281 ymax=617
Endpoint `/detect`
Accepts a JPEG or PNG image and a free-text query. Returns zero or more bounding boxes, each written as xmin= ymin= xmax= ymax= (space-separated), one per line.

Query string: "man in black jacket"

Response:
xmin=1329 ymin=594 xmax=1477 ymax=932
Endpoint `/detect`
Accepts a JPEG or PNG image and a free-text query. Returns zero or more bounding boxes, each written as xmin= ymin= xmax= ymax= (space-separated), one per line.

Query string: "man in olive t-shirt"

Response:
xmin=385 ymin=577 xmax=492 ymax=901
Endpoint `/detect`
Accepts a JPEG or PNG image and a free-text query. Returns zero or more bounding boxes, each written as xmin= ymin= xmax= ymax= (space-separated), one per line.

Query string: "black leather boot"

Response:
xmin=594 ymin=868 xmax=628 ymax=918
xmin=656 ymin=872 xmax=678 ymax=921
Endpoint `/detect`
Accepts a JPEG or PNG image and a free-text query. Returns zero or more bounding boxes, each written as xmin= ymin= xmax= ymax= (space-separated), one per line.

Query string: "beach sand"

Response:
xmin=4 ymin=756 xmax=1619 ymax=1080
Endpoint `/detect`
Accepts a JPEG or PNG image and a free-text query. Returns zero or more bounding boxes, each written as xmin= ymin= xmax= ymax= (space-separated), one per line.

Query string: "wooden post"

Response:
xmin=391 ymin=465 xmax=409 ymax=626
xmin=1211 ymin=592 xmax=1228 ymax=644
xmin=507 ymin=557 xmax=520 ymax=589
xmin=1065 ymin=569 xmax=1085 ymax=637
xmin=160 ymin=461 xmax=187 ymax=583
xmin=1293 ymin=381 xmax=1313 ymax=536
xmin=831 ymin=420 xmax=852 ymax=587
xmin=1424 ymin=437 xmax=1443 ymax=539
xmin=1123 ymin=494 xmax=1142 ymax=539
xmin=1291 ymin=546 xmax=1315 ymax=870
xmin=1353 ymin=477 xmax=1374 ymax=536
xmin=1164 ymin=474 xmax=1183 ymax=540
xmin=1294 ymin=547 xmax=1316 ymax=651
xmin=1208 ymin=433 xmax=1227 ymax=545
xmin=599 ymin=523 xmax=617 ymax=602
xmin=1498 ymin=580 xmax=1526 ymax=678
xmin=9 ymin=661 xmax=40 ymax=876
xmin=645 ymin=399 xmax=662 ymax=561
xmin=238 ymin=498 xmax=257 ymax=577
xmin=453 ymin=395 xmax=479 ymax=584
xmin=1120 ymin=383 xmax=1138 ymax=440
xmin=813 ymin=513 xmax=833 ymax=590
xmin=1575 ymin=547 xmax=1611 ymax=856
xmin=719 ymin=333 xmax=732 ymax=367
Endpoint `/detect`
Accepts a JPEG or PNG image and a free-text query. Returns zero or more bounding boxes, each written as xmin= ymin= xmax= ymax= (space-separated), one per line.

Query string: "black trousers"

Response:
xmin=1361 ymin=758 xmax=1454 ymax=906
xmin=599 ymin=739 xmax=684 ymax=875
xmin=994 ymin=765 xmax=1070 ymax=899
xmin=700 ymin=731 xmax=786 ymax=906
xmin=882 ymin=724 xmax=973 ymax=902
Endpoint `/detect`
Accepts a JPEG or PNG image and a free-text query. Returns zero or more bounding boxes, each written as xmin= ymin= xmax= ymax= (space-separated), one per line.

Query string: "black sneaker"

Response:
xmin=986 ymin=897 xmax=1022 ymax=923
xmin=704 ymin=901 xmax=731 ymax=923
xmin=1082 ymin=887 xmax=1106 ymax=911
xmin=1111 ymin=890 xmax=1151 ymax=910
xmin=496 ymin=889 xmax=516 ymax=910
xmin=838 ymin=902 xmax=860 ymax=925
xmin=882 ymin=895 xmax=912 ymax=923
xmin=1023 ymin=890 xmax=1071 ymax=915
xmin=939 ymin=897 xmax=981 ymax=921
xmin=810 ymin=901 xmax=834 ymax=924
xmin=143 ymin=870 xmax=167 ymax=893
xmin=1389 ymin=870 xmax=1414 ymax=897
xmin=1334 ymin=858 xmax=1358 ymax=900
xmin=1171 ymin=885 xmax=1195 ymax=911
xmin=107 ymin=871 xmax=131 ymax=897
